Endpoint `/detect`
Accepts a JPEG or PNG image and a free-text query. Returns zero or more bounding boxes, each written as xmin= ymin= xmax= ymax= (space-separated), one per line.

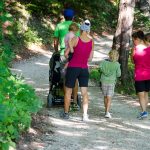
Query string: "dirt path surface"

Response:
xmin=11 ymin=35 xmax=150 ymax=150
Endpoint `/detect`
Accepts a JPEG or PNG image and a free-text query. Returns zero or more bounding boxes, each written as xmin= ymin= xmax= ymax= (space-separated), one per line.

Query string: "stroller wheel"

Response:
xmin=47 ymin=93 xmax=53 ymax=108
xmin=77 ymin=94 xmax=82 ymax=108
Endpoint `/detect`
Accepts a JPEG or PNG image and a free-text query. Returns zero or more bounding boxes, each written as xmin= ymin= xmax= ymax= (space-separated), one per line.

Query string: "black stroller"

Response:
xmin=47 ymin=52 xmax=81 ymax=108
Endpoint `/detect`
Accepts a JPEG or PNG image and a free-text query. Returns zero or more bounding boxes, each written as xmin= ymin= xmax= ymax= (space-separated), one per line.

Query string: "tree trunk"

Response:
xmin=112 ymin=0 xmax=135 ymax=85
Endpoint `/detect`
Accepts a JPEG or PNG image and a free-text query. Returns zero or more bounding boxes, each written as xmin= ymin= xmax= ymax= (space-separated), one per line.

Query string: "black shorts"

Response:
xmin=135 ymin=80 xmax=150 ymax=93
xmin=65 ymin=67 xmax=89 ymax=88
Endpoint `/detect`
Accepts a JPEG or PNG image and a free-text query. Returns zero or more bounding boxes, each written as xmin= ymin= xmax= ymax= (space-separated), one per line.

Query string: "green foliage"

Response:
xmin=133 ymin=9 xmax=150 ymax=31
xmin=116 ymin=58 xmax=135 ymax=96
xmin=89 ymin=68 xmax=101 ymax=82
xmin=0 ymin=1 xmax=43 ymax=149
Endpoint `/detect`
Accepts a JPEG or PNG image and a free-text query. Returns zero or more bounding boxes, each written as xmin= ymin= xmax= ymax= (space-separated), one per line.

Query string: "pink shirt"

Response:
xmin=133 ymin=44 xmax=150 ymax=81
xmin=68 ymin=38 xmax=92 ymax=68
xmin=64 ymin=31 xmax=75 ymax=49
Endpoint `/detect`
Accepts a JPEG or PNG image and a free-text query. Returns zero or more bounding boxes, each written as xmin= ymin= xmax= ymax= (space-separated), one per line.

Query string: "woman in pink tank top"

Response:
xmin=132 ymin=31 xmax=150 ymax=119
xmin=60 ymin=20 xmax=94 ymax=121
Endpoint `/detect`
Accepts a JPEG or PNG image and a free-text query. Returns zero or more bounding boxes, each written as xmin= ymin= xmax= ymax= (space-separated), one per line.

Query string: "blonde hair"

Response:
xmin=109 ymin=50 xmax=119 ymax=62
xmin=69 ymin=22 xmax=79 ymax=32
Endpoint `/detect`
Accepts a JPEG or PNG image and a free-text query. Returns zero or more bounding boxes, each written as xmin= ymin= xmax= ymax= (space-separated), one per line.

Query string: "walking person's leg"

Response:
xmin=104 ymin=96 xmax=112 ymax=118
xmin=81 ymin=87 xmax=88 ymax=114
xmin=60 ymin=67 xmax=78 ymax=119
xmin=104 ymin=96 xmax=111 ymax=113
xmin=144 ymin=92 xmax=149 ymax=108
xmin=102 ymin=83 xmax=114 ymax=118
xmin=72 ymin=80 xmax=78 ymax=104
xmin=138 ymin=92 xmax=147 ymax=112
xmin=78 ymin=68 xmax=89 ymax=121
xmin=81 ymin=87 xmax=89 ymax=121
xmin=64 ymin=87 xmax=72 ymax=113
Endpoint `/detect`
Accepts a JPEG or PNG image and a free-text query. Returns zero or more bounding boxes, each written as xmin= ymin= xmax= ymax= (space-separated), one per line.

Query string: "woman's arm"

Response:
xmin=130 ymin=48 xmax=134 ymax=64
xmin=64 ymin=47 xmax=70 ymax=58
xmin=88 ymin=39 xmax=94 ymax=61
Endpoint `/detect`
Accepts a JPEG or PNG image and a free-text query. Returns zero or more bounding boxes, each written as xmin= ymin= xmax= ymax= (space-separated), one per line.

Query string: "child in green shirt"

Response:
xmin=99 ymin=50 xmax=121 ymax=118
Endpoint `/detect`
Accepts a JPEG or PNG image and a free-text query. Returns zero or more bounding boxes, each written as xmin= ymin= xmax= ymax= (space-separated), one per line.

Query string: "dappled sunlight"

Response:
xmin=134 ymin=122 xmax=150 ymax=130
xmin=35 ymin=87 xmax=49 ymax=92
xmin=26 ymin=80 xmax=35 ymax=85
xmin=106 ymin=122 xmax=138 ymax=132
xmin=35 ymin=62 xmax=49 ymax=66
xmin=93 ymin=145 xmax=109 ymax=150
xmin=28 ymin=44 xmax=52 ymax=57
xmin=28 ymin=127 xmax=38 ymax=135
xmin=10 ymin=68 xmax=22 ymax=72
xmin=57 ymin=130 xmax=85 ymax=137
xmin=30 ymin=142 xmax=46 ymax=149
xmin=49 ymin=117 xmax=90 ymax=129
xmin=114 ymin=94 xmax=140 ymax=107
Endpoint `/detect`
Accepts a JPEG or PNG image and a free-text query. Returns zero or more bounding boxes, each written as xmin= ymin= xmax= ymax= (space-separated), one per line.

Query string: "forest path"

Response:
xmin=11 ymin=35 xmax=150 ymax=150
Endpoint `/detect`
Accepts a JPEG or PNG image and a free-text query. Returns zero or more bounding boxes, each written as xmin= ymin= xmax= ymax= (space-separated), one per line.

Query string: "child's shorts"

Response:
xmin=101 ymin=83 xmax=115 ymax=96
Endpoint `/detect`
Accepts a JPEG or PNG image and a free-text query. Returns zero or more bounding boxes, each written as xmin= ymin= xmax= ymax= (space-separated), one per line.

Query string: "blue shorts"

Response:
xmin=135 ymin=80 xmax=150 ymax=93
xmin=65 ymin=67 xmax=89 ymax=88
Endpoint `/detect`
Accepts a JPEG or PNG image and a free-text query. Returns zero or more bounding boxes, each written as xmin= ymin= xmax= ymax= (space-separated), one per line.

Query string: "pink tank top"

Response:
xmin=133 ymin=45 xmax=150 ymax=81
xmin=68 ymin=37 xmax=92 ymax=68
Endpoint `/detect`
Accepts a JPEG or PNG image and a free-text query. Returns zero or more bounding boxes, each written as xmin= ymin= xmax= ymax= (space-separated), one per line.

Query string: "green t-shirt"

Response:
xmin=54 ymin=20 xmax=79 ymax=55
xmin=99 ymin=60 xmax=121 ymax=84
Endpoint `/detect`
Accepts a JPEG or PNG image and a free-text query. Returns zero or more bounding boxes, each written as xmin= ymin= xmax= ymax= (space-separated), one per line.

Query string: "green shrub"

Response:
xmin=89 ymin=68 xmax=101 ymax=82
xmin=0 ymin=2 xmax=43 ymax=150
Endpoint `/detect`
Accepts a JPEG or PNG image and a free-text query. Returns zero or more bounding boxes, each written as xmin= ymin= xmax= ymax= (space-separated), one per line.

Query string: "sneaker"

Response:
xmin=60 ymin=112 xmax=69 ymax=119
xmin=137 ymin=111 xmax=148 ymax=119
xmin=82 ymin=114 xmax=89 ymax=122
xmin=105 ymin=112 xmax=112 ymax=118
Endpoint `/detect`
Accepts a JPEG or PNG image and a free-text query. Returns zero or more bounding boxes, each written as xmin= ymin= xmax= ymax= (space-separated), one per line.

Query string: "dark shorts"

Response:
xmin=135 ymin=80 xmax=150 ymax=93
xmin=65 ymin=67 xmax=89 ymax=88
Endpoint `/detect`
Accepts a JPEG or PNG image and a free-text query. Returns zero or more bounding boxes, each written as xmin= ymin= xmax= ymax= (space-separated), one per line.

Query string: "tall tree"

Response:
xmin=112 ymin=0 xmax=135 ymax=84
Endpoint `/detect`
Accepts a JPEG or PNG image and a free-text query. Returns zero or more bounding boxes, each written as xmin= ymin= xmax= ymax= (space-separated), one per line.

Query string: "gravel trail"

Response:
xmin=11 ymin=35 xmax=150 ymax=150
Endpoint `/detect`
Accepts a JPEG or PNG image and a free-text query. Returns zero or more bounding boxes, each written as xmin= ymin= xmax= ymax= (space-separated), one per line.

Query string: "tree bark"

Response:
xmin=112 ymin=0 xmax=135 ymax=84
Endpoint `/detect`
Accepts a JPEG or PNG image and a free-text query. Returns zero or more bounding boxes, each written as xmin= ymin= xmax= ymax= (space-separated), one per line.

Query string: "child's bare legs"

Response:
xmin=104 ymin=96 xmax=112 ymax=118
xmin=104 ymin=96 xmax=112 ymax=113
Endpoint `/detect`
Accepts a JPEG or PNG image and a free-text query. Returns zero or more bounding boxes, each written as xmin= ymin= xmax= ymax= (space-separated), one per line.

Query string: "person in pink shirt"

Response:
xmin=60 ymin=20 xmax=94 ymax=121
xmin=131 ymin=31 xmax=150 ymax=119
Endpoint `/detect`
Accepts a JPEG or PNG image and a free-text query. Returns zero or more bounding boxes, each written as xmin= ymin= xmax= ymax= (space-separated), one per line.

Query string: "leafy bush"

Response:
xmin=133 ymin=9 xmax=150 ymax=31
xmin=0 ymin=2 xmax=43 ymax=150
xmin=89 ymin=68 xmax=101 ymax=82
xmin=115 ymin=58 xmax=135 ymax=96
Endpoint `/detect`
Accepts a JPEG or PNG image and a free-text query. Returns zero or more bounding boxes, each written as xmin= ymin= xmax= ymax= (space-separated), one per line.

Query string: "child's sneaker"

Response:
xmin=60 ymin=112 xmax=69 ymax=119
xmin=137 ymin=111 xmax=148 ymax=119
xmin=82 ymin=114 xmax=89 ymax=122
xmin=105 ymin=112 xmax=112 ymax=118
